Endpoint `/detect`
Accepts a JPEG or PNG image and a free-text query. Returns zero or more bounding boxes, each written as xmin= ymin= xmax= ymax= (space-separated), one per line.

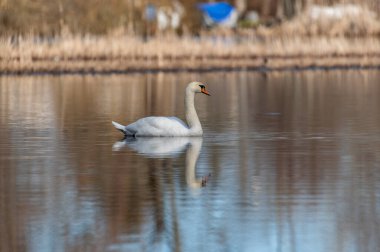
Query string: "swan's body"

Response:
xmin=112 ymin=81 xmax=210 ymax=137
xmin=113 ymin=116 xmax=191 ymax=136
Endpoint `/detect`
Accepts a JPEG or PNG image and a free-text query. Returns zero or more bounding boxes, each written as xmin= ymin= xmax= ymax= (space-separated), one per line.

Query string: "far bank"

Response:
xmin=1 ymin=35 xmax=380 ymax=74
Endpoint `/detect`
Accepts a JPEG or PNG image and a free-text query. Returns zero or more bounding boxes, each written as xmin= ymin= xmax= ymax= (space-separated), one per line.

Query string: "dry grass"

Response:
xmin=269 ymin=4 xmax=380 ymax=37
xmin=2 ymin=2 xmax=380 ymax=73
xmin=1 ymin=34 xmax=380 ymax=74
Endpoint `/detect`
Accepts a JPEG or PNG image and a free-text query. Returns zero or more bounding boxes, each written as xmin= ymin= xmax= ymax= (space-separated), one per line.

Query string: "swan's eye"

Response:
xmin=199 ymin=85 xmax=205 ymax=89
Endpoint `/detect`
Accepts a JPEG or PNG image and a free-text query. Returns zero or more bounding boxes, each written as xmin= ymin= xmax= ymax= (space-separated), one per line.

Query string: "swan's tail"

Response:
xmin=112 ymin=121 xmax=127 ymax=135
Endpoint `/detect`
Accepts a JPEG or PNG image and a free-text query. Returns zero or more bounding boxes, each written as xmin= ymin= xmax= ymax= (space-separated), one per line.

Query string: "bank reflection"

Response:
xmin=1 ymin=71 xmax=380 ymax=252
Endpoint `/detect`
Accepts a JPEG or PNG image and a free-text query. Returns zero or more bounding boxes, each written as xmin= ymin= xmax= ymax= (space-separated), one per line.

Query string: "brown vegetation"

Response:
xmin=1 ymin=35 xmax=379 ymax=74
xmin=1 ymin=0 xmax=379 ymax=36
xmin=274 ymin=4 xmax=380 ymax=37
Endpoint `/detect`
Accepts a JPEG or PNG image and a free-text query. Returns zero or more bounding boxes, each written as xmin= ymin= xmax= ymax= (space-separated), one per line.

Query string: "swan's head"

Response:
xmin=187 ymin=81 xmax=211 ymax=96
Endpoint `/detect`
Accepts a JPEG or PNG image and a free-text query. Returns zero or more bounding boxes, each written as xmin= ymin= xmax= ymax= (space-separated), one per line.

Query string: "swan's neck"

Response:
xmin=185 ymin=89 xmax=202 ymax=134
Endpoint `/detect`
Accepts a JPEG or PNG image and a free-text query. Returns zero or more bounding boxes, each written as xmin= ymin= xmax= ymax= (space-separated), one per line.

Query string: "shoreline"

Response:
xmin=1 ymin=36 xmax=380 ymax=75
xmin=2 ymin=64 xmax=380 ymax=76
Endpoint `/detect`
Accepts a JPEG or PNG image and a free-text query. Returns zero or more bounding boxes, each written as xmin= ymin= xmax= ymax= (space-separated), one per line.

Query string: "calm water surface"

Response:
xmin=1 ymin=71 xmax=380 ymax=252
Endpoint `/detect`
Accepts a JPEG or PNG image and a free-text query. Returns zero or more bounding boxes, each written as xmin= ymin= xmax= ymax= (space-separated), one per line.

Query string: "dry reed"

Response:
xmin=2 ymin=1 xmax=380 ymax=74
xmin=1 ymin=34 xmax=380 ymax=74
xmin=272 ymin=4 xmax=380 ymax=37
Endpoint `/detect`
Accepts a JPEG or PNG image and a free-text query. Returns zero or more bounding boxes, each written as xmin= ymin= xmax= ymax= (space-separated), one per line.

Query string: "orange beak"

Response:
xmin=201 ymin=88 xmax=211 ymax=96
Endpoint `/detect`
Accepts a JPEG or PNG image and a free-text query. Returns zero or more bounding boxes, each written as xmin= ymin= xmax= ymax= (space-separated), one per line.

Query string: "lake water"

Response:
xmin=1 ymin=71 xmax=380 ymax=252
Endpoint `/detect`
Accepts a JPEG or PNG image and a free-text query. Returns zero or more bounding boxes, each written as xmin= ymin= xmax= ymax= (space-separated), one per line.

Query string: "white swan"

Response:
xmin=112 ymin=81 xmax=210 ymax=137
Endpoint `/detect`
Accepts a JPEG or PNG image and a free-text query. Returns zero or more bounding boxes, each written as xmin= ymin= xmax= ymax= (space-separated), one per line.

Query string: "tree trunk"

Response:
xmin=283 ymin=0 xmax=296 ymax=18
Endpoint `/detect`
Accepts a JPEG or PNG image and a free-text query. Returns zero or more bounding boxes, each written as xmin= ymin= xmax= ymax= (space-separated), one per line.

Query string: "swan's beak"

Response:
xmin=201 ymin=88 xmax=211 ymax=96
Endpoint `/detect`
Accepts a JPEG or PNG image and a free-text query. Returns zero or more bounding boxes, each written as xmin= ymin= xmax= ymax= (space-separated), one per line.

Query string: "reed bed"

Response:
xmin=1 ymin=1 xmax=380 ymax=74
xmin=272 ymin=4 xmax=380 ymax=37
xmin=1 ymin=35 xmax=380 ymax=74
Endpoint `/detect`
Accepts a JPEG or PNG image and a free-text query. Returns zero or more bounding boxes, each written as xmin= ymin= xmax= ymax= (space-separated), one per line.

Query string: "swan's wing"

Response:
xmin=168 ymin=117 xmax=188 ymax=127
xmin=125 ymin=116 xmax=189 ymax=136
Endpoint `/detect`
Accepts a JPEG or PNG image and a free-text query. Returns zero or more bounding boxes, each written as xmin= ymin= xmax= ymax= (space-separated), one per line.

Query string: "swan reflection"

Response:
xmin=113 ymin=137 xmax=209 ymax=188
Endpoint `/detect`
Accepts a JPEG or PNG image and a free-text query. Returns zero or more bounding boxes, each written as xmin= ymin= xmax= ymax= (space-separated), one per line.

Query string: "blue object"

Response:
xmin=197 ymin=2 xmax=235 ymax=23
xmin=145 ymin=3 xmax=156 ymax=21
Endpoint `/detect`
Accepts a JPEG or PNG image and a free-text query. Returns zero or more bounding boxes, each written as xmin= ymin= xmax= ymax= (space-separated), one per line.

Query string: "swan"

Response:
xmin=112 ymin=81 xmax=210 ymax=137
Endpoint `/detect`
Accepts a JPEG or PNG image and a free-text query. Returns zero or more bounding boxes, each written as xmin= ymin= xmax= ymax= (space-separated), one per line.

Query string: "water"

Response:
xmin=1 ymin=71 xmax=380 ymax=252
